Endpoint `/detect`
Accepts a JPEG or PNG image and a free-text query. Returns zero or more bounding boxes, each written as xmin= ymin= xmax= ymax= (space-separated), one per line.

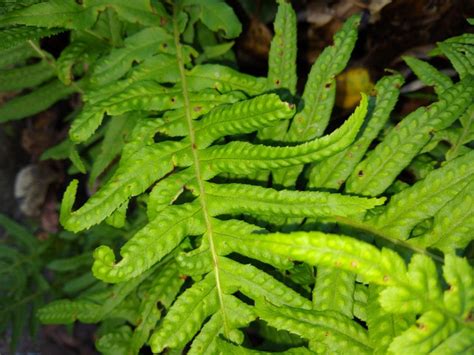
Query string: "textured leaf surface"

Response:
xmin=257 ymin=302 xmax=373 ymax=354
xmin=346 ymin=76 xmax=474 ymax=196
xmin=308 ymin=74 xmax=403 ymax=189
xmin=369 ymin=150 xmax=474 ymax=240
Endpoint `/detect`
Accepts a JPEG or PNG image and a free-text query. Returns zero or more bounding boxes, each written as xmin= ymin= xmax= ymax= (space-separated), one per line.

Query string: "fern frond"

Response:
xmin=182 ymin=0 xmax=242 ymax=39
xmin=0 ymin=79 xmax=76 ymax=122
xmin=0 ymin=60 xmax=54 ymax=91
xmin=258 ymin=0 xmax=297 ymax=143
xmin=38 ymin=266 xmax=153 ymax=324
xmin=308 ymin=74 xmax=403 ymax=189
xmin=345 ymin=76 xmax=474 ymax=196
xmin=201 ymin=95 xmax=368 ymax=174
xmin=0 ymin=0 xmax=96 ymax=29
xmin=186 ymin=64 xmax=267 ymax=95
xmin=366 ymin=285 xmax=413 ymax=353
xmin=205 ymin=182 xmax=384 ymax=218
xmin=271 ymin=14 xmax=361 ymax=187
xmin=0 ymin=26 xmax=63 ymax=49
xmin=313 ymin=267 xmax=355 ymax=318
xmin=403 ymin=56 xmax=452 ymax=96
xmin=0 ymin=41 xmax=39 ymax=67
xmin=409 ymin=179 xmax=474 ymax=254
xmin=369 ymin=150 xmax=474 ymax=241
xmin=287 ymin=14 xmax=361 ymax=142
xmin=257 ymin=302 xmax=373 ymax=354
xmin=438 ymin=35 xmax=474 ymax=79
xmin=91 ymin=203 xmax=203 ymax=282
xmin=56 ymin=40 xmax=88 ymax=85
xmin=90 ymin=26 xmax=172 ymax=86
xmin=266 ymin=0 xmax=297 ymax=95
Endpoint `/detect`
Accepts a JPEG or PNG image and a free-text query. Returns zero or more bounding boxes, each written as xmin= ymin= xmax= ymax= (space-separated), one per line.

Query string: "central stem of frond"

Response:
xmin=172 ymin=4 xmax=230 ymax=336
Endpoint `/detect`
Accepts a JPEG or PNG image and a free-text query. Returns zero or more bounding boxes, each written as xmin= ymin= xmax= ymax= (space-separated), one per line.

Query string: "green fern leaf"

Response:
xmin=56 ymin=40 xmax=88 ymax=85
xmin=182 ymin=0 xmax=242 ymax=39
xmin=0 ymin=60 xmax=54 ymax=91
xmin=149 ymin=273 xmax=219 ymax=352
xmin=409 ymin=179 xmax=474 ymax=253
xmin=96 ymin=326 xmax=132 ymax=355
xmin=0 ymin=41 xmax=39 ymax=67
xmin=258 ymin=0 xmax=297 ymax=143
xmin=403 ymin=56 xmax=453 ymax=96
xmin=0 ymin=79 xmax=76 ymax=122
xmin=389 ymin=311 xmax=463 ymax=354
xmin=442 ymin=254 xmax=473 ymax=319
xmin=369 ymin=150 xmax=474 ymax=240
xmin=287 ymin=14 xmax=361 ymax=142
xmin=313 ymin=267 xmax=355 ymax=318
xmin=38 ymin=266 xmax=152 ymax=324
xmin=0 ymin=0 xmax=97 ymax=29
xmin=345 ymin=75 xmax=474 ymax=196
xmin=257 ymin=302 xmax=373 ymax=354
xmin=438 ymin=37 xmax=474 ymax=79
xmin=186 ymin=64 xmax=267 ymax=96
xmin=188 ymin=297 xmax=255 ymax=354
xmin=201 ymin=95 xmax=368 ymax=174
xmin=92 ymin=203 xmax=203 ymax=282
xmin=90 ymin=26 xmax=172 ymax=86
xmin=308 ymin=74 xmax=404 ymax=190
xmin=366 ymin=285 xmax=413 ymax=354
xmin=129 ymin=262 xmax=184 ymax=354
xmin=0 ymin=26 xmax=63 ymax=49
xmin=272 ymin=14 xmax=361 ymax=187
xmin=379 ymin=254 xmax=442 ymax=314
xmin=205 ymin=182 xmax=385 ymax=219
xmin=266 ymin=0 xmax=297 ymax=95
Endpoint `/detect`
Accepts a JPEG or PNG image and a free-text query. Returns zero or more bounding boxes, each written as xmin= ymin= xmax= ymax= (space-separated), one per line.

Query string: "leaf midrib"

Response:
xmin=172 ymin=4 xmax=230 ymax=336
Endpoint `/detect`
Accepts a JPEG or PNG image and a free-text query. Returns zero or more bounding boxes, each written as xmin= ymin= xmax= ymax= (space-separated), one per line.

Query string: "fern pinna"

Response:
xmin=1 ymin=0 xmax=472 ymax=354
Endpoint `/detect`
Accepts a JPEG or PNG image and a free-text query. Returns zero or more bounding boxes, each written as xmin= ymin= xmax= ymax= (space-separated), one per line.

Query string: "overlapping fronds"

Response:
xmin=3 ymin=1 xmax=469 ymax=354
